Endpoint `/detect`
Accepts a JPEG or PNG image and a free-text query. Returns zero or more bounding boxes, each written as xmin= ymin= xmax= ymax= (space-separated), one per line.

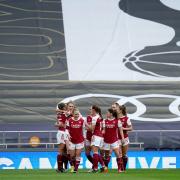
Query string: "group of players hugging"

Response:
xmin=55 ymin=101 xmax=133 ymax=173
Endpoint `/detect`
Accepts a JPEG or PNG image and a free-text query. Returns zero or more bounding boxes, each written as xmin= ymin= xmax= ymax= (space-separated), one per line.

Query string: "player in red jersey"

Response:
xmin=104 ymin=102 xmax=121 ymax=164
xmin=63 ymin=101 xmax=76 ymax=171
xmin=90 ymin=105 xmax=105 ymax=173
xmin=66 ymin=109 xmax=85 ymax=173
xmin=65 ymin=101 xmax=85 ymax=172
xmin=117 ymin=105 xmax=133 ymax=171
xmin=102 ymin=108 xmax=125 ymax=173
xmin=55 ymin=102 xmax=68 ymax=173
xmin=55 ymin=101 xmax=77 ymax=172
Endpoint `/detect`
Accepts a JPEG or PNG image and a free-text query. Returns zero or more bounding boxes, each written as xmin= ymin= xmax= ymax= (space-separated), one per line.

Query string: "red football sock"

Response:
xmin=104 ymin=155 xmax=110 ymax=167
xmin=123 ymin=156 xmax=128 ymax=170
xmin=93 ymin=153 xmax=99 ymax=170
xmin=57 ymin=154 xmax=63 ymax=170
xmin=117 ymin=157 xmax=124 ymax=172
xmin=98 ymin=154 xmax=105 ymax=167
xmin=74 ymin=157 xmax=81 ymax=171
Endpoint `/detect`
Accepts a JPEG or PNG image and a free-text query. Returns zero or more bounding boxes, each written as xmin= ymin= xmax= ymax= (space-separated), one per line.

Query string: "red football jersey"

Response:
xmin=92 ymin=115 xmax=103 ymax=137
xmin=67 ymin=117 xmax=85 ymax=144
xmin=86 ymin=115 xmax=93 ymax=141
xmin=57 ymin=112 xmax=67 ymax=131
xmin=103 ymin=118 xmax=121 ymax=143
xmin=118 ymin=116 xmax=131 ymax=139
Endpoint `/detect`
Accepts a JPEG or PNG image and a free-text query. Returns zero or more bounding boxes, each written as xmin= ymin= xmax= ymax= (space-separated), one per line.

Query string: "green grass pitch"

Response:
xmin=0 ymin=169 xmax=180 ymax=180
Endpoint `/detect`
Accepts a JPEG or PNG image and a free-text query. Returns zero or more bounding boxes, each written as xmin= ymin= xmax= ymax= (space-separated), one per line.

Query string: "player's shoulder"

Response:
xmin=126 ymin=116 xmax=131 ymax=123
xmin=120 ymin=116 xmax=128 ymax=120
xmin=79 ymin=117 xmax=85 ymax=122
xmin=68 ymin=117 xmax=74 ymax=122
xmin=95 ymin=114 xmax=100 ymax=119
xmin=92 ymin=114 xmax=99 ymax=121
xmin=87 ymin=115 xmax=92 ymax=120
xmin=114 ymin=118 xmax=119 ymax=121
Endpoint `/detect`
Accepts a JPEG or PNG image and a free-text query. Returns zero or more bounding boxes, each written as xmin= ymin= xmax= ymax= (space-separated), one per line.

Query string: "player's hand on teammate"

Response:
xmin=55 ymin=122 xmax=64 ymax=127
xmin=121 ymin=139 xmax=125 ymax=145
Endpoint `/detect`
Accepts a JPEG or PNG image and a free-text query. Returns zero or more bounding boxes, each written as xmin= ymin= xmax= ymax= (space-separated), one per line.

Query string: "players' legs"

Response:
xmin=99 ymin=149 xmax=105 ymax=172
xmin=57 ymin=143 xmax=65 ymax=172
xmin=122 ymin=144 xmax=129 ymax=171
xmin=74 ymin=148 xmax=83 ymax=172
xmin=120 ymin=137 xmax=129 ymax=170
xmin=91 ymin=145 xmax=99 ymax=171
xmin=85 ymin=145 xmax=94 ymax=171
xmin=113 ymin=147 xmax=124 ymax=173
xmin=108 ymin=148 xmax=113 ymax=164
xmin=91 ymin=135 xmax=105 ymax=172
xmin=85 ymin=140 xmax=93 ymax=165
xmin=103 ymin=142 xmax=111 ymax=170
xmin=62 ymin=146 xmax=68 ymax=171
xmin=64 ymin=139 xmax=71 ymax=170
xmin=69 ymin=142 xmax=76 ymax=172
xmin=91 ymin=145 xmax=105 ymax=172
xmin=104 ymin=150 xmax=111 ymax=168
xmin=56 ymin=130 xmax=67 ymax=172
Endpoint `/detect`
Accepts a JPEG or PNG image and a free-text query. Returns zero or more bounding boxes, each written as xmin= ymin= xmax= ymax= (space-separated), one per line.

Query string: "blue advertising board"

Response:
xmin=0 ymin=151 xmax=179 ymax=169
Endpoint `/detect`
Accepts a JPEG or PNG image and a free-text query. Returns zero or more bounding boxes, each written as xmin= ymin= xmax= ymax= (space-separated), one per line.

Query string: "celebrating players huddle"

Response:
xmin=55 ymin=101 xmax=133 ymax=173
